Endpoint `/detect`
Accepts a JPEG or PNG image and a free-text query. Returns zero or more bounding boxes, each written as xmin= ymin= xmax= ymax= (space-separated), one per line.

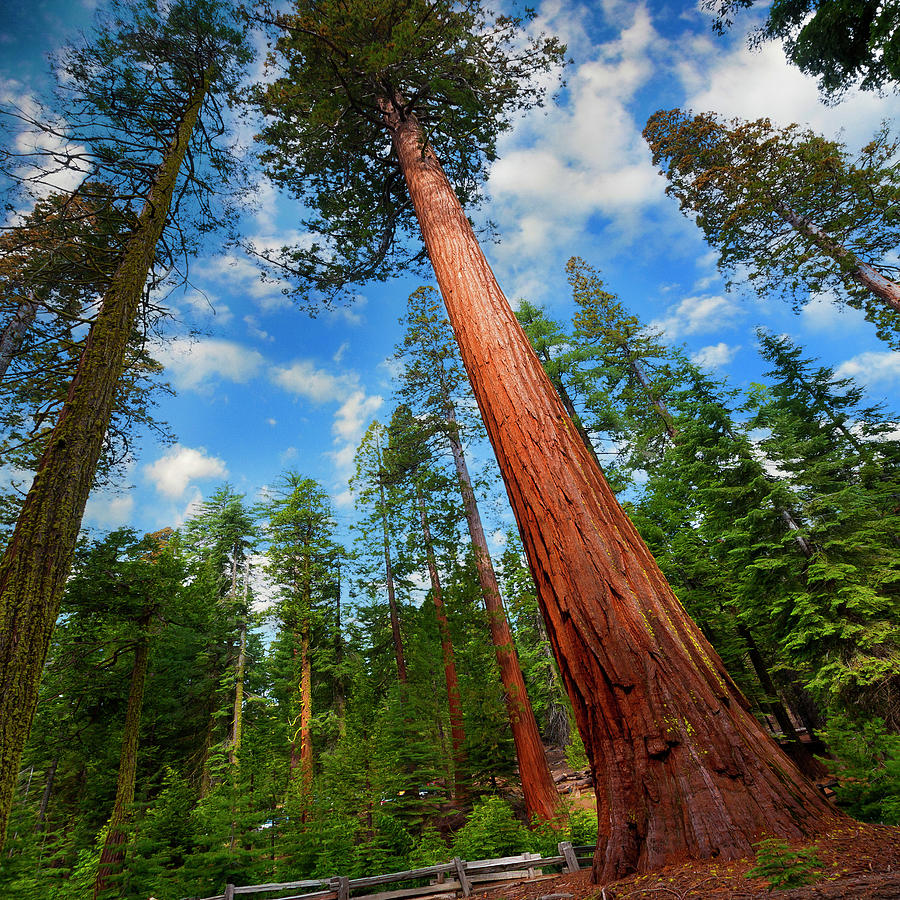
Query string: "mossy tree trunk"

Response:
xmin=0 ymin=77 xmax=208 ymax=848
xmin=383 ymin=96 xmax=837 ymax=881
xmin=93 ymin=632 xmax=151 ymax=898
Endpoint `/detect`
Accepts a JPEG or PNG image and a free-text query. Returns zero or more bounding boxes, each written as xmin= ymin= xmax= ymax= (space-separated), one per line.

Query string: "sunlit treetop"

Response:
xmin=253 ymin=0 xmax=566 ymax=303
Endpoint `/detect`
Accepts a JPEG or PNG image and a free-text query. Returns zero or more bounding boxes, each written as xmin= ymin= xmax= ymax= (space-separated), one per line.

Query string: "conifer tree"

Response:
xmin=748 ymin=330 xmax=900 ymax=729
xmin=255 ymin=0 xmax=834 ymax=876
xmin=264 ymin=473 xmax=341 ymax=806
xmin=644 ymin=110 xmax=900 ymax=347
xmin=395 ymin=288 xmax=563 ymax=823
xmin=0 ymin=0 xmax=249 ymax=846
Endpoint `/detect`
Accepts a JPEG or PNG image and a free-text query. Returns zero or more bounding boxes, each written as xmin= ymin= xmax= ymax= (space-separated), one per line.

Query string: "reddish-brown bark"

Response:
xmin=384 ymin=98 xmax=837 ymax=882
xmin=378 ymin=468 xmax=408 ymax=684
xmin=444 ymin=404 xmax=563 ymax=823
xmin=417 ymin=487 xmax=467 ymax=799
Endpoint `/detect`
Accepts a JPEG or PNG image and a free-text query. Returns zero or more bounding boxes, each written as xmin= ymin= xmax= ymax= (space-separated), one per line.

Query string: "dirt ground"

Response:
xmin=470 ymin=823 xmax=900 ymax=899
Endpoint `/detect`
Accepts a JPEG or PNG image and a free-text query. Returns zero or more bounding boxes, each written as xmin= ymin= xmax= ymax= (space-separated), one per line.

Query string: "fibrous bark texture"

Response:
xmin=385 ymin=99 xmax=838 ymax=882
xmin=0 ymin=77 xmax=207 ymax=848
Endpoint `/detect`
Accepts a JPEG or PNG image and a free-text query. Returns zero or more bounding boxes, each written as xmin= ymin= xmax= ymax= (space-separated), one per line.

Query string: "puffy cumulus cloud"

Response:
xmin=679 ymin=29 xmax=900 ymax=147
xmin=332 ymin=390 xmax=383 ymax=446
xmin=486 ymin=3 xmax=665 ymax=276
xmin=835 ymin=351 xmax=900 ymax=387
xmin=271 ymin=359 xmax=358 ymax=404
xmin=651 ymin=294 xmax=741 ymax=340
xmin=691 ymin=341 xmax=739 ymax=368
xmin=144 ymin=444 xmax=227 ymax=499
xmin=155 ymin=338 xmax=264 ymax=391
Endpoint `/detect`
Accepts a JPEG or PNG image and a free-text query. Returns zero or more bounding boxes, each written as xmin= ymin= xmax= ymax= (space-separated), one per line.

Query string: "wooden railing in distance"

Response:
xmin=203 ymin=841 xmax=593 ymax=900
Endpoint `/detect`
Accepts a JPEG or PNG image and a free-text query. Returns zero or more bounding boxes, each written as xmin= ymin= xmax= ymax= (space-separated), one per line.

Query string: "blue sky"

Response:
xmin=2 ymin=0 xmax=898 ymax=549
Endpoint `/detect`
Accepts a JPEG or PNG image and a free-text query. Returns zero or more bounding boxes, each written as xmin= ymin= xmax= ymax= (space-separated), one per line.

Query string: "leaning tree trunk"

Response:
xmin=383 ymin=98 xmax=837 ymax=882
xmin=443 ymin=404 xmax=563 ymax=823
xmin=417 ymin=486 xmax=467 ymax=800
xmin=93 ymin=634 xmax=151 ymax=898
xmin=775 ymin=202 xmax=900 ymax=315
xmin=0 ymin=77 xmax=208 ymax=849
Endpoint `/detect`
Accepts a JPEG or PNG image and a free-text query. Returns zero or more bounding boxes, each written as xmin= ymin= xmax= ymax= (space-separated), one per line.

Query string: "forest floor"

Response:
xmin=470 ymin=823 xmax=900 ymax=899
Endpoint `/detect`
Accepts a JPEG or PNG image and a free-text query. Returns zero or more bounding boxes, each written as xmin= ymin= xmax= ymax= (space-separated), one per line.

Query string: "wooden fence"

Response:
xmin=195 ymin=842 xmax=594 ymax=900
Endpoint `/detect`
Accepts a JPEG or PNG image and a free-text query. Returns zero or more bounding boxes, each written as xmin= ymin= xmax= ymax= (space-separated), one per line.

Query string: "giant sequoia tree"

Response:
xmin=644 ymin=110 xmax=900 ymax=347
xmin=0 ymin=0 xmax=249 ymax=846
xmin=255 ymin=0 xmax=835 ymax=879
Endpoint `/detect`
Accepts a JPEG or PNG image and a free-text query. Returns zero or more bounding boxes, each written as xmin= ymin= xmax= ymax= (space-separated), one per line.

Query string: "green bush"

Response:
xmin=746 ymin=838 xmax=823 ymax=891
xmin=826 ymin=714 xmax=900 ymax=825
xmin=450 ymin=798 xmax=531 ymax=861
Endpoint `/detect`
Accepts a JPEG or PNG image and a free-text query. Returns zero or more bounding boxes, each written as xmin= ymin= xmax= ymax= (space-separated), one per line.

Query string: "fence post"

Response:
xmin=338 ymin=875 xmax=350 ymax=900
xmin=452 ymin=857 xmax=471 ymax=897
xmin=559 ymin=841 xmax=580 ymax=873
xmin=224 ymin=883 xmax=236 ymax=900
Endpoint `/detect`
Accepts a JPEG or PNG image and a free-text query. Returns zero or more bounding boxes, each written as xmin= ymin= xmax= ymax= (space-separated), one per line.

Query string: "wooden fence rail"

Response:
xmin=198 ymin=842 xmax=589 ymax=900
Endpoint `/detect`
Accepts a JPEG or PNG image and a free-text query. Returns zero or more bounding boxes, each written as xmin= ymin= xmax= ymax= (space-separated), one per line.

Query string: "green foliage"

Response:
xmin=450 ymin=798 xmax=531 ymax=861
xmin=253 ymin=0 xmax=565 ymax=303
xmin=564 ymin=731 xmax=588 ymax=772
xmin=644 ymin=110 xmax=900 ymax=347
xmin=706 ymin=0 xmax=900 ymax=95
xmin=746 ymin=838 xmax=823 ymax=891
xmin=826 ymin=715 xmax=900 ymax=825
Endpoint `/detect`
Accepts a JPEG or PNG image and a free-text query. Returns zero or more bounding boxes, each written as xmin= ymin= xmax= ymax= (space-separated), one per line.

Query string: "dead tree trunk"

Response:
xmin=384 ymin=97 xmax=837 ymax=881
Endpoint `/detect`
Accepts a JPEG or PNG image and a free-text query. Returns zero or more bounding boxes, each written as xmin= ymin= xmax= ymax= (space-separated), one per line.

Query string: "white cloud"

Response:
xmin=799 ymin=293 xmax=867 ymax=334
xmin=244 ymin=314 xmax=273 ymax=342
xmin=691 ymin=342 xmax=739 ymax=368
xmin=681 ymin=37 xmax=900 ymax=149
xmin=144 ymin=444 xmax=227 ymax=498
xmin=271 ymin=359 xmax=358 ymax=404
xmin=835 ymin=351 xmax=900 ymax=387
xmin=154 ymin=338 xmax=264 ymax=390
xmin=180 ymin=288 xmax=231 ymax=323
xmin=83 ymin=490 xmax=134 ymax=529
xmin=651 ymin=294 xmax=741 ymax=340
xmin=332 ymin=390 xmax=383 ymax=445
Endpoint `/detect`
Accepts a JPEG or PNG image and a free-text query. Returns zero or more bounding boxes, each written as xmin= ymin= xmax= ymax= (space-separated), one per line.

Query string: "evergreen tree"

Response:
xmin=395 ymin=287 xmax=563 ymax=823
xmin=644 ymin=110 xmax=900 ymax=346
xmin=0 ymin=0 xmax=250 ymax=846
xmin=748 ymin=330 xmax=900 ymax=729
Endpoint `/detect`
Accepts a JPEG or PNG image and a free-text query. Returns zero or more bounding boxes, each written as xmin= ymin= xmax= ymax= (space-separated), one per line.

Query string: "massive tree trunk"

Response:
xmin=0 ymin=77 xmax=208 ymax=848
xmin=417 ymin=487 xmax=467 ymax=800
xmin=443 ymin=404 xmax=563 ymax=823
xmin=384 ymin=99 xmax=837 ymax=881
xmin=299 ymin=616 xmax=313 ymax=797
xmin=93 ymin=634 xmax=151 ymax=898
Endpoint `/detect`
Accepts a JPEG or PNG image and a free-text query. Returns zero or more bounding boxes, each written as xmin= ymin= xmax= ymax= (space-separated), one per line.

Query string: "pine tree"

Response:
xmin=395 ymin=288 xmax=563 ymax=823
xmin=264 ymin=473 xmax=342 ymax=807
xmin=644 ymin=110 xmax=900 ymax=346
xmin=748 ymin=330 xmax=900 ymax=729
